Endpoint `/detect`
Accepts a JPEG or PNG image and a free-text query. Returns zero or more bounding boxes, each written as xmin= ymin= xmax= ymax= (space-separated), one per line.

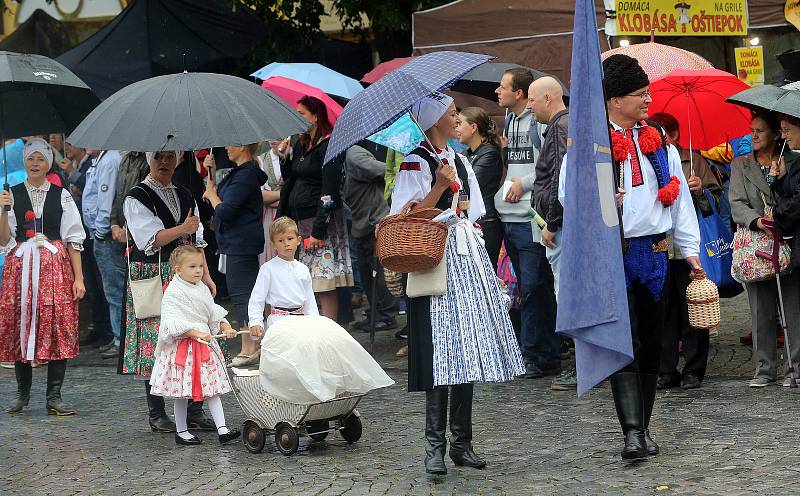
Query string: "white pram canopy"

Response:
xmin=259 ymin=315 xmax=394 ymax=404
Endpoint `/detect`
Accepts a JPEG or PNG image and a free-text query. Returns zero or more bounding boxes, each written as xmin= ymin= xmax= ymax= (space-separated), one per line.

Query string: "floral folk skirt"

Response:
xmin=298 ymin=209 xmax=354 ymax=293
xmin=121 ymin=261 xmax=172 ymax=377
xmin=0 ymin=240 xmax=79 ymax=363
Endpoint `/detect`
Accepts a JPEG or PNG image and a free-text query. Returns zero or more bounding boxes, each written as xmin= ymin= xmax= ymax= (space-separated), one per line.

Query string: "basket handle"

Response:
xmin=401 ymin=201 xmax=419 ymax=216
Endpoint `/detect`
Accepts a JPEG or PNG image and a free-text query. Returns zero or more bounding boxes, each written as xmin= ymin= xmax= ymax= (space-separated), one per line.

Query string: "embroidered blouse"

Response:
xmin=0 ymin=181 xmax=85 ymax=255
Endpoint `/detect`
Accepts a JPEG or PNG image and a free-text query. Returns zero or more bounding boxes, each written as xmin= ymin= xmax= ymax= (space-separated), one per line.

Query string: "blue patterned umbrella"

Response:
xmin=324 ymin=51 xmax=493 ymax=164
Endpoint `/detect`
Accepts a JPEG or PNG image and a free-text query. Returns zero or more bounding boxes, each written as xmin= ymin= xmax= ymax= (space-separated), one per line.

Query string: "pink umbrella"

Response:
xmin=261 ymin=76 xmax=343 ymax=125
xmin=602 ymin=42 xmax=713 ymax=81
xmin=361 ymin=57 xmax=413 ymax=84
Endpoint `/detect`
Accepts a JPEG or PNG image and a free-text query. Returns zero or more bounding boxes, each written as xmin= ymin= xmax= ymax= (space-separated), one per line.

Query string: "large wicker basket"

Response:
xmin=376 ymin=206 xmax=447 ymax=273
xmin=686 ymin=269 xmax=720 ymax=330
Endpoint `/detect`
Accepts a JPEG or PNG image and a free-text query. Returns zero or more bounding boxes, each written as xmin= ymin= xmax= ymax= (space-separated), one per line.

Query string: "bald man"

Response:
xmin=527 ymin=76 xmax=575 ymax=390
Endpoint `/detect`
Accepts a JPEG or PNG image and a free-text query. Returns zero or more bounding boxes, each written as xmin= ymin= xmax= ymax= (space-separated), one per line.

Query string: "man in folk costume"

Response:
xmin=603 ymin=54 xmax=701 ymax=459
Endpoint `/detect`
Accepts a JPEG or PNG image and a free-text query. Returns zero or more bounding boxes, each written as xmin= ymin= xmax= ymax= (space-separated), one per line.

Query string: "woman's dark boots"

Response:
xmin=641 ymin=373 xmax=660 ymax=456
xmin=145 ymin=382 xmax=176 ymax=432
xmin=610 ymin=372 xmax=647 ymax=460
xmin=46 ymin=360 xmax=75 ymax=416
xmin=448 ymin=384 xmax=486 ymax=469
xmin=7 ymin=362 xmax=32 ymax=414
xmin=424 ymin=387 xmax=448 ymax=475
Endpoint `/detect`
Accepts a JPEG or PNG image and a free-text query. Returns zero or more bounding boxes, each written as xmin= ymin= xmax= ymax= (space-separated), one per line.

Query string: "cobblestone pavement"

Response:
xmin=3 ymin=293 xmax=799 ymax=495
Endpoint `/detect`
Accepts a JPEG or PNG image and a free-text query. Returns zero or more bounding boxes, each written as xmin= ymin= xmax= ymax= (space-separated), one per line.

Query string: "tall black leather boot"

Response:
xmin=46 ymin=360 xmax=75 ymax=416
xmin=609 ymin=372 xmax=647 ymax=460
xmin=641 ymin=373 xmax=660 ymax=456
xmin=449 ymin=383 xmax=486 ymax=469
xmin=145 ymin=382 xmax=175 ymax=432
xmin=7 ymin=361 xmax=32 ymax=414
xmin=187 ymin=400 xmax=216 ymax=431
xmin=424 ymin=387 xmax=448 ymax=475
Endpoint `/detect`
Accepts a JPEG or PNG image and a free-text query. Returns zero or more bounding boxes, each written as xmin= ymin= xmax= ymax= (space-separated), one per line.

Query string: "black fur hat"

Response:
xmin=603 ymin=54 xmax=650 ymax=100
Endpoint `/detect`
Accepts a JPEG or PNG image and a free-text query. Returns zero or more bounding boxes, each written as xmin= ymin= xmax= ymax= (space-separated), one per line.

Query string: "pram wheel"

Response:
xmin=307 ymin=420 xmax=330 ymax=442
xmin=339 ymin=413 xmax=362 ymax=444
xmin=243 ymin=420 xmax=266 ymax=454
xmin=275 ymin=422 xmax=299 ymax=455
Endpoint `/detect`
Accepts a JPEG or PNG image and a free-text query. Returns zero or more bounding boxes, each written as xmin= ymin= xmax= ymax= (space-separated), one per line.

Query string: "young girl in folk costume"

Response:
xmin=248 ymin=217 xmax=393 ymax=405
xmin=391 ymin=93 xmax=525 ymax=475
xmin=0 ymin=138 xmax=86 ymax=416
xmin=150 ymin=245 xmax=240 ymax=445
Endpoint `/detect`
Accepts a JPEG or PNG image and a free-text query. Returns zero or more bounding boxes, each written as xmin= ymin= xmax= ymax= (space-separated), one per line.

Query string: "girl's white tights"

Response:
xmin=206 ymin=395 xmax=229 ymax=435
xmin=174 ymin=398 xmax=192 ymax=440
xmin=174 ymin=397 xmax=229 ymax=438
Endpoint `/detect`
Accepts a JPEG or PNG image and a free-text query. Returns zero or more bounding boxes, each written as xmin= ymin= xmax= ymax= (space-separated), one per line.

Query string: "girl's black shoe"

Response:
xmin=175 ymin=431 xmax=202 ymax=445
xmin=218 ymin=427 xmax=241 ymax=444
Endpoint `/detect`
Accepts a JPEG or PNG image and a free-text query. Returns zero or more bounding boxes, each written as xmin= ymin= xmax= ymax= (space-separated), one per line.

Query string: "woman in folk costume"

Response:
xmin=602 ymin=54 xmax=701 ymax=459
xmin=121 ymin=150 xmax=217 ymax=433
xmin=390 ymin=92 xmax=525 ymax=475
xmin=0 ymin=138 xmax=86 ymax=416
xmin=150 ymin=245 xmax=240 ymax=445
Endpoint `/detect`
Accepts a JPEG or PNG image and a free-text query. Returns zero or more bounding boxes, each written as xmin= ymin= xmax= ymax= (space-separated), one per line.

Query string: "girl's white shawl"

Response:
xmin=157 ymin=275 xmax=228 ymax=354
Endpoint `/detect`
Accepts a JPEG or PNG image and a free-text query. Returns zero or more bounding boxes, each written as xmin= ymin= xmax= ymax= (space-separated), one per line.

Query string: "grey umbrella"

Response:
xmin=0 ymin=50 xmax=99 ymax=206
xmin=726 ymin=81 xmax=800 ymax=120
xmin=68 ymin=72 xmax=309 ymax=151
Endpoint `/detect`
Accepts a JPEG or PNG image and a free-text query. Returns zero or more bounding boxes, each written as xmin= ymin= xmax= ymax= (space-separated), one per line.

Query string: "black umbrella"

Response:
xmin=726 ymin=81 xmax=800 ymax=120
xmin=0 ymin=51 xmax=99 ymax=203
xmin=450 ymin=62 xmax=568 ymax=101
xmin=67 ymin=72 xmax=309 ymax=152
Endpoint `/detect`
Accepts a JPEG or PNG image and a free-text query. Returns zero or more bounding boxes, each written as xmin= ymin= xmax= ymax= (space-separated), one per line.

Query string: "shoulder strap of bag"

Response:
xmin=125 ymin=209 xmax=161 ymax=281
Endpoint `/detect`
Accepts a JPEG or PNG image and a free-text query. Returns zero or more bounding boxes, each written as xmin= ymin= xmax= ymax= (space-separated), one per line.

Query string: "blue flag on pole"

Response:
xmin=556 ymin=0 xmax=633 ymax=396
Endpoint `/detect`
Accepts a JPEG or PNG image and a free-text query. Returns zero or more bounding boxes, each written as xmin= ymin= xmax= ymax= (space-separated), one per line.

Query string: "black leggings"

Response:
xmin=224 ymin=254 xmax=259 ymax=328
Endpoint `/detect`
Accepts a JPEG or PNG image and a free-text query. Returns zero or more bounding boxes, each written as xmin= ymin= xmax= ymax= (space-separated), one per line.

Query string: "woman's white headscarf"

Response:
xmin=23 ymin=138 xmax=54 ymax=165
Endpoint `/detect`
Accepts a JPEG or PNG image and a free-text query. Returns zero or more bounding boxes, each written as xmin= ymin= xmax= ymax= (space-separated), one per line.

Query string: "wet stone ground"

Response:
xmin=2 ymin=293 xmax=799 ymax=495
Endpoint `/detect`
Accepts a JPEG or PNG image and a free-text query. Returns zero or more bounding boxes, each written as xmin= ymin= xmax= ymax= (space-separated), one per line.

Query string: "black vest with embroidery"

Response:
xmin=11 ymin=183 xmax=63 ymax=242
xmin=125 ymin=182 xmax=194 ymax=263
xmin=410 ymin=146 xmax=471 ymax=212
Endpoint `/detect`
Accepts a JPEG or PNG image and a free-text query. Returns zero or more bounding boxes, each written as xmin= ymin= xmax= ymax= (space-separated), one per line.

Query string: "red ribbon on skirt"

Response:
xmin=175 ymin=338 xmax=211 ymax=401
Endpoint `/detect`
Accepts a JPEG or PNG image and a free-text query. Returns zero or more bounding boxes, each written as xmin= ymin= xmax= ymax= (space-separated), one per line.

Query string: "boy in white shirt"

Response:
xmin=248 ymin=217 xmax=319 ymax=338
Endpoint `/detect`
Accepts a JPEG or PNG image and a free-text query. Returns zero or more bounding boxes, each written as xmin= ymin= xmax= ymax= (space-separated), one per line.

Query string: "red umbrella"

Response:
xmin=602 ymin=42 xmax=712 ymax=81
xmin=261 ymin=76 xmax=343 ymax=125
xmin=648 ymin=68 xmax=752 ymax=151
xmin=360 ymin=57 xmax=413 ymax=84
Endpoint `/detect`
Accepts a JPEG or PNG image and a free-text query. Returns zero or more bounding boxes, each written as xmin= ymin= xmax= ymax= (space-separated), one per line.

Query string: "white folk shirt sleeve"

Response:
xmin=389 ymin=153 xmax=433 ymax=216
xmin=460 ymin=153 xmax=486 ymax=223
xmin=247 ymin=262 xmax=272 ymax=329
xmin=300 ymin=263 xmax=320 ymax=316
xmin=123 ymin=196 xmax=163 ymax=254
xmin=59 ymin=189 xmax=86 ymax=251
xmin=666 ymin=144 xmax=701 ymax=258
xmin=0 ymin=193 xmax=17 ymax=255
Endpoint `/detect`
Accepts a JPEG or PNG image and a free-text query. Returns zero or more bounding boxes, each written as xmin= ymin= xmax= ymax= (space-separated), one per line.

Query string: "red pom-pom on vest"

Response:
xmin=657 ymin=176 xmax=681 ymax=206
xmin=610 ymin=131 xmax=632 ymax=163
xmin=25 ymin=229 xmax=35 ymax=239
xmin=637 ymin=125 xmax=663 ymax=154
xmin=24 ymin=210 xmax=35 ymax=222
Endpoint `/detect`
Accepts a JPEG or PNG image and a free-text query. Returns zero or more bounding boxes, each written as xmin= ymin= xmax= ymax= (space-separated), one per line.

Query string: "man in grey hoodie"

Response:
xmin=495 ymin=68 xmax=560 ymax=379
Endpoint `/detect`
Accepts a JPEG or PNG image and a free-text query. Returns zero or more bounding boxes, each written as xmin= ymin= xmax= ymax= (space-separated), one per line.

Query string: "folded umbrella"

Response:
xmin=726 ymin=81 xmax=800 ymax=121
xmin=261 ymin=76 xmax=343 ymax=125
xmin=251 ymin=62 xmax=364 ymax=99
xmin=324 ymin=51 xmax=493 ymax=165
xmin=68 ymin=72 xmax=309 ymax=151
xmin=649 ymin=68 xmax=752 ymax=151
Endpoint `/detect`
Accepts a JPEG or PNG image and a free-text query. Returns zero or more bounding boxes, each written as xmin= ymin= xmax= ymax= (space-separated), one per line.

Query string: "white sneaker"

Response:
xmin=783 ymin=375 xmax=798 ymax=387
xmin=749 ymin=377 xmax=776 ymax=388
xmin=0 ymin=362 xmax=13 ymax=369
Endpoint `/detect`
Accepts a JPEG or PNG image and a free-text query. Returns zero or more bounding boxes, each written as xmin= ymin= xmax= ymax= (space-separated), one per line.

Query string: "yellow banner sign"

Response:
xmin=615 ymin=0 xmax=748 ymax=36
xmin=734 ymin=46 xmax=764 ymax=86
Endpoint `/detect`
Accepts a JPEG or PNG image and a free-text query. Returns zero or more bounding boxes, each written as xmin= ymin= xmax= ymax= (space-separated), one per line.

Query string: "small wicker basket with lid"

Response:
xmin=686 ymin=269 xmax=720 ymax=329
